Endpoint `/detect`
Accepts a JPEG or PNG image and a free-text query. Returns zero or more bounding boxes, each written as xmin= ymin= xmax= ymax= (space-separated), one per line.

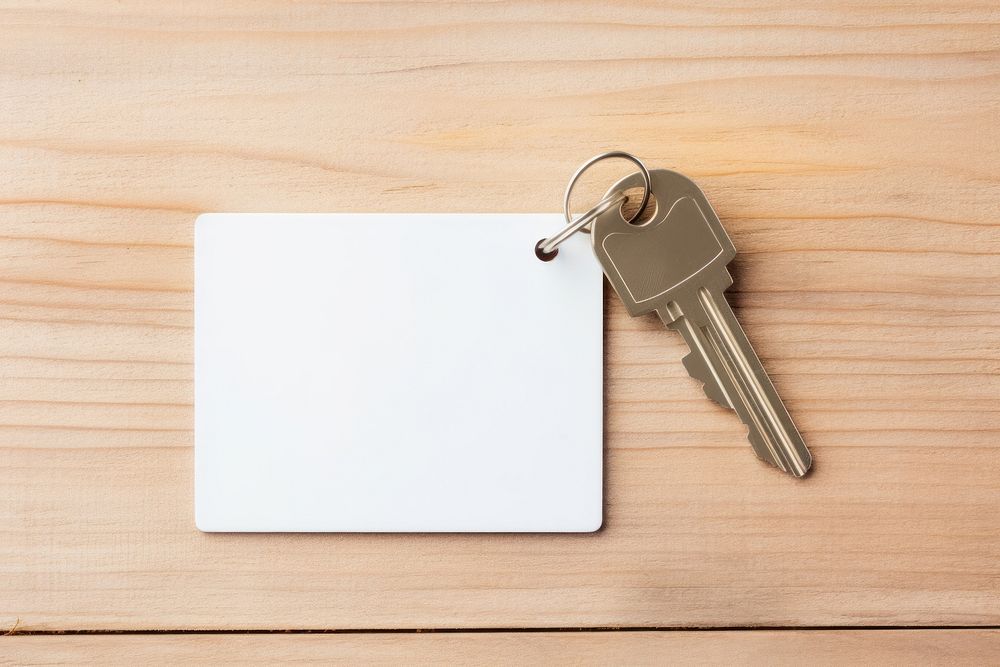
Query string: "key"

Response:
xmin=590 ymin=169 xmax=812 ymax=477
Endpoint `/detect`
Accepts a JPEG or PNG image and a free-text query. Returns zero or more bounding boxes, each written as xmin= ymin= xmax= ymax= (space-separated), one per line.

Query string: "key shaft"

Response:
xmin=660 ymin=284 xmax=811 ymax=477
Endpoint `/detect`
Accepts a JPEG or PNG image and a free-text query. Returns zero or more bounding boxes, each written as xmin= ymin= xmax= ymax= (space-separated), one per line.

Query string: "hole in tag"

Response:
xmin=535 ymin=239 xmax=558 ymax=261
xmin=621 ymin=187 xmax=657 ymax=225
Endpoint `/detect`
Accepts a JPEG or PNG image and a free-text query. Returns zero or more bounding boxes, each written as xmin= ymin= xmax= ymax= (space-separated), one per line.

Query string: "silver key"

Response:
xmin=591 ymin=169 xmax=812 ymax=477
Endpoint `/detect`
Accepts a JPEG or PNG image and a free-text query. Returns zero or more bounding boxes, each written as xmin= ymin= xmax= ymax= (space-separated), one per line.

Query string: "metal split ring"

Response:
xmin=536 ymin=151 xmax=652 ymax=259
xmin=536 ymin=191 xmax=626 ymax=258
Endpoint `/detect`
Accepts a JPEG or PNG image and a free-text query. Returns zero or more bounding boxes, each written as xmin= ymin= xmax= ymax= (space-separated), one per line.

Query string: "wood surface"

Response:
xmin=5 ymin=630 xmax=1000 ymax=666
xmin=1 ymin=0 xmax=998 ymax=660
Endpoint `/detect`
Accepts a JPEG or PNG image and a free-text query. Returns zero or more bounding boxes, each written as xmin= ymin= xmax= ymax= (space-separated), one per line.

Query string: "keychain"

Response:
xmin=538 ymin=152 xmax=813 ymax=478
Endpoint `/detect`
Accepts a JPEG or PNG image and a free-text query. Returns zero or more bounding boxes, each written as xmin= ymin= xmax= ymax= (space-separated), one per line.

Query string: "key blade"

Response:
xmin=663 ymin=288 xmax=812 ymax=478
xmin=682 ymin=350 xmax=731 ymax=409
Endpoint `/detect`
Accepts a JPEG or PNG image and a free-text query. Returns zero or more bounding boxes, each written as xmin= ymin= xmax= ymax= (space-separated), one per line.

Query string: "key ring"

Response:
xmin=536 ymin=151 xmax=652 ymax=260
xmin=535 ymin=191 xmax=626 ymax=259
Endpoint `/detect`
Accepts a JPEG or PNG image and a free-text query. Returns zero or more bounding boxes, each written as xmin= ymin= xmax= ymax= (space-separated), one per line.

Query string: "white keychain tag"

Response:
xmin=195 ymin=213 xmax=603 ymax=532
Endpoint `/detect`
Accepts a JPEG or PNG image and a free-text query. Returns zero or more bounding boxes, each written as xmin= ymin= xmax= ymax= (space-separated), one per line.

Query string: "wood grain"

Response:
xmin=1 ymin=0 xmax=999 ymax=633
xmin=5 ymin=630 xmax=1000 ymax=666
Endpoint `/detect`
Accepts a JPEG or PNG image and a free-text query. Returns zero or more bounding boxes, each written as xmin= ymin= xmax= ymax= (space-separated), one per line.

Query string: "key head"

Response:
xmin=591 ymin=169 xmax=736 ymax=317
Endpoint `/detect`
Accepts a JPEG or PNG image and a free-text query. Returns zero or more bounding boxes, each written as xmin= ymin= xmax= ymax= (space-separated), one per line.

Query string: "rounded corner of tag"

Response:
xmin=194 ymin=212 xmax=221 ymax=229
xmin=581 ymin=512 xmax=604 ymax=533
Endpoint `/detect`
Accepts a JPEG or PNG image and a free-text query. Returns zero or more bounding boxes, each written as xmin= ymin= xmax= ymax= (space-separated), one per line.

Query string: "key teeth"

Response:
xmin=685 ymin=354 xmax=812 ymax=477
xmin=682 ymin=351 xmax=731 ymax=410
xmin=746 ymin=428 xmax=785 ymax=473
xmin=746 ymin=425 xmax=813 ymax=478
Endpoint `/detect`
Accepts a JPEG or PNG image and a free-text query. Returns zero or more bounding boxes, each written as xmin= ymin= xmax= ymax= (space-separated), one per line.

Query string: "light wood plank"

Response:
xmin=1 ymin=1 xmax=999 ymax=630
xmin=4 ymin=630 xmax=1000 ymax=666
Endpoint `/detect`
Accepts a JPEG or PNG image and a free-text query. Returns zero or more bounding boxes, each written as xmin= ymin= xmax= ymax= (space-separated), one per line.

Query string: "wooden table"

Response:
xmin=3 ymin=1 xmax=998 ymax=663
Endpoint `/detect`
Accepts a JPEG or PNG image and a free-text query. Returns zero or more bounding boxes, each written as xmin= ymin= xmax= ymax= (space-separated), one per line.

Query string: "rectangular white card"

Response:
xmin=195 ymin=213 xmax=603 ymax=532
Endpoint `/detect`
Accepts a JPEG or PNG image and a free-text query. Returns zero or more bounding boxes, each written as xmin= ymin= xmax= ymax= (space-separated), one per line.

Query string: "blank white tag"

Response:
xmin=195 ymin=213 xmax=603 ymax=532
